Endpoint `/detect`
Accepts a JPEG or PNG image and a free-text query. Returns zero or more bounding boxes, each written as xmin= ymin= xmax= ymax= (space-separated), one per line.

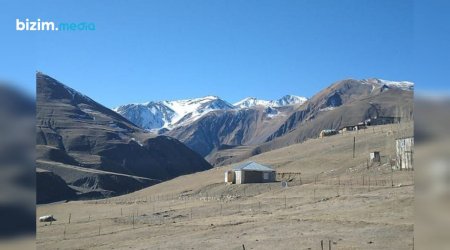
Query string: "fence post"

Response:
xmin=321 ymin=240 xmax=324 ymax=250
xmin=284 ymin=196 xmax=287 ymax=209
xmin=68 ymin=213 xmax=71 ymax=224
xmin=391 ymin=167 xmax=394 ymax=187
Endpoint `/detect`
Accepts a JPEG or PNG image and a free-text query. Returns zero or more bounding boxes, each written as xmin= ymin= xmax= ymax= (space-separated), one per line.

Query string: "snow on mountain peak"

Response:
xmin=363 ymin=78 xmax=414 ymax=91
xmin=233 ymin=97 xmax=271 ymax=109
xmin=275 ymin=95 xmax=308 ymax=106
xmin=377 ymin=79 xmax=414 ymax=90
xmin=234 ymin=95 xmax=308 ymax=109
xmin=115 ymin=96 xmax=234 ymax=131
xmin=115 ymin=94 xmax=308 ymax=132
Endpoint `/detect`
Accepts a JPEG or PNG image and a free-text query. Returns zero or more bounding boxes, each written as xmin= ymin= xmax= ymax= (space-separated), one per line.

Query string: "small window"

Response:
xmin=263 ymin=172 xmax=269 ymax=180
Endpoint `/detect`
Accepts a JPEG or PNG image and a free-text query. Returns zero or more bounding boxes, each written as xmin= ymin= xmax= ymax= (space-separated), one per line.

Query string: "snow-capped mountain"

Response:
xmin=113 ymin=78 xmax=412 ymax=163
xmin=115 ymin=78 xmax=411 ymax=137
xmin=114 ymin=96 xmax=234 ymax=131
xmin=114 ymin=102 xmax=176 ymax=130
xmin=161 ymin=96 xmax=234 ymax=126
xmin=115 ymin=94 xmax=306 ymax=132
xmin=233 ymin=95 xmax=307 ymax=109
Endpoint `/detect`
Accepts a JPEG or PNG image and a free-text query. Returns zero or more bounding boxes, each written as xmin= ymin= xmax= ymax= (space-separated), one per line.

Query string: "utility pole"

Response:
xmin=353 ymin=136 xmax=356 ymax=158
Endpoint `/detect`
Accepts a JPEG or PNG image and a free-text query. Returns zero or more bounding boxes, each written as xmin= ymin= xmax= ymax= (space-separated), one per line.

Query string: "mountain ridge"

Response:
xmin=36 ymin=73 xmax=212 ymax=202
xmin=115 ymin=94 xmax=308 ymax=132
xmin=114 ymin=78 xmax=412 ymax=134
xmin=169 ymin=78 xmax=413 ymax=163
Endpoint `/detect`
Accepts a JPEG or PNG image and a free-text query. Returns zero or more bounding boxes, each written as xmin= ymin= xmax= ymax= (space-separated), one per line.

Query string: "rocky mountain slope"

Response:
xmin=36 ymin=73 xmax=211 ymax=202
xmin=207 ymin=79 xmax=413 ymax=165
xmin=165 ymin=105 xmax=297 ymax=157
xmin=266 ymin=78 xmax=413 ymax=141
xmin=167 ymin=78 xmax=413 ymax=165
xmin=113 ymin=78 xmax=412 ymax=166
xmin=36 ymin=168 xmax=77 ymax=204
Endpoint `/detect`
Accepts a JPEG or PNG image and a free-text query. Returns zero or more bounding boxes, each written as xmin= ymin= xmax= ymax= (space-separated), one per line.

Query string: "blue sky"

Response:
xmin=0 ymin=0 xmax=448 ymax=108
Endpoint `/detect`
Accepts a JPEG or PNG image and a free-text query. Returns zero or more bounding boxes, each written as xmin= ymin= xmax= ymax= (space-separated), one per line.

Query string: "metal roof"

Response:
xmin=233 ymin=162 xmax=275 ymax=172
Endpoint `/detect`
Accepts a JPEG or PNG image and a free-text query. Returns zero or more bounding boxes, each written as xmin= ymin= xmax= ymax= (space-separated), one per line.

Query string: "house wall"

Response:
xmin=235 ymin=170 xmax=243 ymax=184
xmin=370 ymin=117 xmax=401 ymax=126
xmin=242 ymin=171 xmax=263 ymax=183
xmin=396 ymin=137 xmax=414 ymax=170
xmin=237 ymin=170 xmax=276 ymax=184
xmin=224 ymin=171 xmax=235 ymax=183
xmin=267 ymin=172 xmax=276 ymax=182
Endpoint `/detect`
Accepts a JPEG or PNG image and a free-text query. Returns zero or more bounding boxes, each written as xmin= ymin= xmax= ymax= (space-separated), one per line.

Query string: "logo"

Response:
xmin=16 ymin=19 xmax=96 ymax=31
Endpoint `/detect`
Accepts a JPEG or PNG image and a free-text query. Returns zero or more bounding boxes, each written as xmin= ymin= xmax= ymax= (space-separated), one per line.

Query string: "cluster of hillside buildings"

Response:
xmin=225 ymin=116 xmax=413 ymax=185
xmin=319 ymin=116 xmax=402 ymax=138
xmin=225 ymin=135 xmax=413 ymax=185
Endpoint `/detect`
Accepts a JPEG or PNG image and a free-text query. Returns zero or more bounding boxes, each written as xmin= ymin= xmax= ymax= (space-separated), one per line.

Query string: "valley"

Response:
xmin=36 ymin=73 xmax=414 ymax=249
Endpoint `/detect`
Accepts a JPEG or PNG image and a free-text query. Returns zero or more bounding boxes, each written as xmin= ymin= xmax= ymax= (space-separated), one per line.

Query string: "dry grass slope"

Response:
xmin=37 ymin=123 xmax=414 ymax=250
